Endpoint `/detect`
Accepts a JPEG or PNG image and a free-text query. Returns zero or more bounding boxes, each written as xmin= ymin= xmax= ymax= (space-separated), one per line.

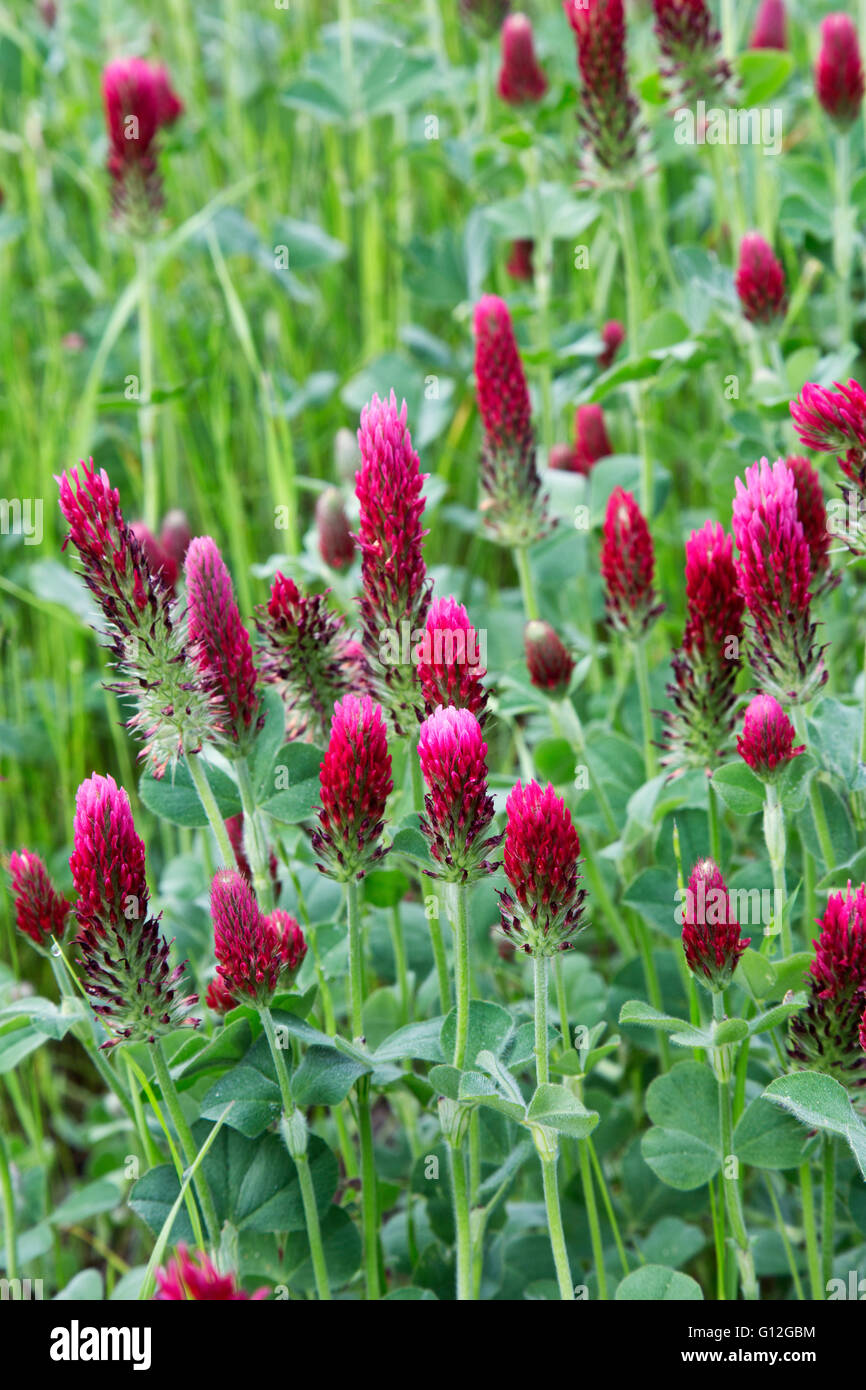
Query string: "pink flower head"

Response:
xmin=315 ymin=487 xmax=355 ymax=570
xmin=159 ymin=509 xmax=192 ymax=575
xmin=563 ymin=0 xmax=642 ymax=175
xmin=506 ymin=239 xmax=534 ymax=282
xmin=313 ymin=695 xmax=393 ymax=881
xmin=497 ymin=13 xmax=548 ymax=104
xmin=548 ymin=442 xmax=579 ymax=471
xmin=681 ymin=858 xmax=750 ymax=991
xmin=102 ymin=58 xmax=183 ymax=231
xmin=652 ymin=0 xmax=731 ymax=102
xmin=790 ymin=378 xmax=866 ymax=503
xmin=71 ymin=773 xmax=198 ymax=1045
xmin=211 ymin=870 xmax=298 ymax=1004
xmin=789 ymin=883 xmax=866 ymax=1091
xmin=735 ymin=233 xmax=787 ymax=324
xmin=499 ymin=781 xmax=586 ymax=955
xmin=600 ymin=487 xmax=664 ymax=638
xmin=663 ymin=522 xmax=744 ymax=776
xmin=7 ymin=851 xmax=70 ymax=948
xmin=815 ymin=14 xmax=864 ymax=129
xmin=57 ymin=461 xmax=221 ymax=775
xmin=225 ymin=812 xmax=281 ymax=901
xmin=185 ymin=537 xmax=261 ymax=752
xmin=355 ymin=393 xmax=431 ymax=726
xmin=732 ymin=458 xmax=826 ymax=704
xmin=736 ymin=693 xmax=804 ymax=780
xmin=417 ymin=706 xmax=501 ymax=882
xmin=599 ymin=320 xmax=625 ymax=370
xmin=524 ymin=620 xmax=575 ymax=697
xmin=265 ymin=909 xmax=307 ymax=977
xmin=472 ymin=295 xmax=546 ymax=544
xmin=750 ymin=0 xmax=787 ymax=50
xmin=129 ymin=520 xmax=178 ymax=591
xmin=256 ymin=572 xmax=368 ymax=741
xmin=786 ymin=454 xmax=836 ymax=593
xmin=416 ymin=595 xmax=488 ymax=722
xmin=573 ymin=403 xmax=612 ymax=476
xmin=155 ymin=1245 xmax=268 ymax=1301
xmin=206 ymin=973 xmax=238 ymax=1014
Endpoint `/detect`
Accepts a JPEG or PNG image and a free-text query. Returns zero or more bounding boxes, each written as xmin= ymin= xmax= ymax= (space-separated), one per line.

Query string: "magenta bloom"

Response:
xmin=417 ymin=706 xmax=501 ymax=883
xmin=750 ymin=0 xmax=786 ymax=50
xmin=524 ymin=620 xmax=575 ymax=697
xmin=256 ymin=572 xmax=367 ymax=741
xmin=7 ymin=850 xmax=70 ymax=948
xmin=662 ymin=521 xmax=744 ymax=775
xmin=599 ymin=320 xmax=625 ymax=370
xmin=574 ymin=403 xmax=612 ymax=476
xmin=155 ymin=1245 xmax=268 ymax=1301
xmin=416 ymin=595 xmax=488 ymax=722
xmin=736 ymin=693 xmax=804 ymax=781
xmin=205 ymin=974 xmax=238 ymax=1014
xmin=497 ymin=13 xmax=548 ymax=104
xmin=313 ymin=695 xmax=393 ymax=881
xmin=681 ymin=858 xmax=750 ymax=992
xmin=790 ymin=377 xmax=866 ymax=502
xmin=499 ymin=781 xmax=586 ymax=955
xmin=790 ymin=883 xmax=866 ymax=1090
xmin=652 ymin=0 xmax=730 ymax=102
xmin=211 ymin=871 xmax=303 ymax=1004
xmin=102 ymin=58 xmax=182 ymax=231
xmin=355 ymin=393 xmax=431 ymax=726
xmin=185 ymin=537 xmax=261 ymax=751
xmin=549 ymin=442 xmax=579 ymax=471
xmin=732 ymin=458 xmax=826 ymax=704
xmin=58 ymin=461 xmax=220 ymax=775
xmin=815 ymin=14 xmax=864 ymax=129
xmin=786 ymin=454 xmax=836 ymax=593
xmin=735 ymin=233 xmax=787 ymax=324
xmin=601 ymin=487 xmax=663 ymax=638
xmin=506 ymin=239 xmax=534 ymax=282
xmin=472 ymin=295 xmax=546 ymax=544
xmin=71 ymin=774 xmax=198 ymax=1045
xmin=315 ymin=487 xmax=355 ymax=570
xmin=266 ymin=909 xmax=308 ymax=977
xmin=563 ymin=0 xmax=642 ymax=175
xmin=159 ymin=509 xmax=191 ymax=575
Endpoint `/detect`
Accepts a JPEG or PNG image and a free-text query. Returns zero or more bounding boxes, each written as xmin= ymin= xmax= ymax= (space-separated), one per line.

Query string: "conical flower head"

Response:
xmin=735 ymin=233 xmax=787 ymax=324
xmin=815 ymin=14 xmax=864 ymax=129
xmin=506 ymin=239 xmax=534 ymax=281
xmin=499 ymin=780 xmax=586 ymax=955
xmin=652 ymin=0 xmax=731 ymax=103
xmin=681 ymin=858 xmax=750 ymax=991
xmin=417 ymin=706 xmax=501 ymax=883
xmin=789 ymin=883 xmax=866 ymax=1092
xmin=497 ymin=13 xmax=547 ymax=104
xmin=472 ymin=295 xmax=547 ymax=545
xmin=185 ymin=537 xmax=261 ymax=753
xmin=574 ymin=403 xmax=612 ymax=475
xmin=355 ymin=393 xmax=431 ymax=728
xmin=524 ymin=620 xmax=574 ymax=697
xmin=315 ymin=487 xmax=355 ymax=570
xmin=205 ymin=973 xmax=238 ymax=1014
xmin=790 ymin=377 xmax=866 ymax=507
xmin=256 ymin=573 xmax=367 ymax=742
xmin=7 ymin=850 xmax=71 ymax=949
xmin=750 ymin=0 xmax=786 ymax=50
xmin=599 ymin=320 xmax=624 ymax=370
xmin=264 ymin=909 xmax=307 ymax=978
xmin=155 ymin=1245 xmax=268 ymax=1301
xmin=313 ymin=695 xmax=393 ymax=881
xmin=563 ymin=0 xmax=642 ymax=177
xmin=210 ymin=871 xmax=298 ymax=1005
xmin=416 ymin=596 xmax=488 ymax=722
xmin=732 ymin=457 xmax=826 ymax=705
xmin=601 ymin=487 xmax=664 ymax=638
xmin=786 ymin=454 xmax=837 ymax=594
xmin=662 ymin=521 xmax=744 ymax=776
xmin=58 ymin=461 xmax=222 ymax=775
xmin=71 ymin=774 xmax=198 ymax=1045
xmin=736 ymin=693 xmax=804 ymax=781
xmin=102 ymin=57 xmax=182 ymax=234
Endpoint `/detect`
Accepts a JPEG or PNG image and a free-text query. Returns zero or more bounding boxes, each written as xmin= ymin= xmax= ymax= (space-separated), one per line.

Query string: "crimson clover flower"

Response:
xmin=790 ymin=377 xmax=866 ymax=508
xmin=184 ymin=537 xmax=262 ymax=753
xmin=417 ymin=705 xmax=501 ymax=883
xmin=785 ymin=454 xmax=837 ymax=594
xmin=498 ymin=780 xmax=586 ymax=955
xmin=736 ymin=693 xmax=804 ymax=782
xmin=312 ymin=695 xmax=393 ymax=881
xmin=750 ymin=0 xmax=787 ymax=50
xmin=601 ymin=487 xmax=664 ymax=638
xmin=416 ymin=595 xmax=488 ymax=722
xmin=506 ymin=239 xmax=534 ymax=282
xmin=524 ymin=620 xmax=575 ymax=698
xmin=205 ymin=973 xmax=238 ymax=1015
xmin=129 ymin=520 xmax=178 ymax=593
xmin=815 ymin=14 xmax=864 ymax=129
xmin=71 ymin=773 xmax=199 ymax=1046
xmin=102 ymin=57 xmax=183 ymax=234
xmin=472 ymin=294 xmax=548 ymax=545
xmin=735 ymin=233 xmax=787 ymax=325
xmin=681 ymin=858 xmax=750 ymax=991
xmin=652 ymin=0 xmax=731 ymax=103
xmin=599 ymin=320 xmax=624 ymax=370
xmin=662 ymin=521 xmax=744 ymax=776
xmin=7 ymin=850 xmax=71 ymax=948
xmin=211 ymin=870 xmax=306 ymax=1004
xmin=58 ymin=461 xmax=223 ymax=775
xmin=315 ymin=487 xmax=355 ymax=571
xmin=225 ymin=812 xmax=281 ymax=901
xmin=573 ymin=403 xmax=612 ymax=476
xmin=731 ymin=457 xmax=826 ymax=705
xmin=789 ymin=883 xmax=866 ymax=1092
xmin=154 ymin=1245 xmax=268 ymax=1300
xmin=563 ymin=0 xmax=643 ymax=178
xmin=497 ymin=12 xmax=547 ymax=104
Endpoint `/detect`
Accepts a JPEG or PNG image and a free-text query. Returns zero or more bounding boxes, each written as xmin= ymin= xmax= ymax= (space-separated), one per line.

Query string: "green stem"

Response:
xmin=763 ymin=1174 xmax=805 ymax=1301
xmin=448 ymin=881 xmax=470 ymax=1070
xmin=514 ymin=545 xmax=540 ymax=622
xmin=834 ymin=129 xmax=853 ymax=346
xmin=346 ymin=881 xmax=380 ymax=1299
xmin=588 ymin=1138 xmax=629 ymax=1275
xmin=763 ymin=781 xmax=790 ymax=955
xmin=0 ymin=1131 xmax=16 ymax=1284
xmin=707 ymin=781 xmax=722 ymax=866
xmin=411 ymin=757 xmax=451 ymax=1012
xmin=449 ymin=1140 xmax=472 ymax=1301
xmin=800 ymin=1159 xmax=822 ymax=1300
xmin=186 ymin=753 xmax=234 ymax=867
xmin=533 ymin=954 xmax=575 ymax=1300
xmin=389 ymin=905 xmax=411 ymax=1025
xmin=134 ymin=239 xmax=158 ymax=530
xmin=152 ymin=1039 xmax=220 ymax=1248
xmin=792 ymin=707 xmax=834 ymax=870
xmin=579 ymin=1137 xmax=607 ymax=1300
xmin=633 ymin=641 xmax=657 ymax=778
xmin=534 ymin=954 xmax=550 ymax=1086
xmin=822 ymin=1135 xmax=836 ymax=1292
xmin=553 ymin=955 xmax=570 ymax=1055
xmin=235 ymin=756 xmax=273 ymax=911
xmin=616 ymin=189 xmax=652 ymax=515
xmin=714 ymin=1018 xmax=758 ymax=1300
xmin=541 ymin=1154 xmax=575 ymax=1301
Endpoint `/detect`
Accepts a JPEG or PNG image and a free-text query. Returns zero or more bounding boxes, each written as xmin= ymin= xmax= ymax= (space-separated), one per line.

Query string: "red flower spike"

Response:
xmin=563 ymin=0 xmax=642 ymax=176
xmin=815 ymin=14 xmax=864 ymax=129
xmin=750 ymin=0 xmax=787 ymax=50
xmin=790 ymin=377 xmax=866 ymax=507
xmin=315 ymin=487 xmax=355 ymax=570
xmin=681 ymin=858 xmax=750 ymax=991
xmin=573 ymin=403 xmax=612 ymax=476
xmin=735 ymin=233 xmax=787 ymax=325
xmin=601 ymin=487 xmax=664 ymax=638
xmin=205 ymin=973 xmax=237 ymax=1014
xmin=736 ymin=693 xmax=804 ymax=781
xmin=548 ymin=442 xmax=579 ymax=471
xmin=313 ymin=695 xmax=393 ymax=881
xmin=498 ymin=780 xmax=586 ymax=955
xmin=652 ymin=0 xmax=731 ymax=103
xmin=497 ymin=12 xmax=547 ymax=104
xmin=7 ymin=850 xmax=70 ymax=948
xmin=159 ymin=509 xmax=192 ymax=575
xmin=786 ymin=454 xmax=837 ymax=594
xmin=416 ymin=595 xmax=488 ymax=722
xmin=211 ymin=870 xmax=296 ymax=1005
xmin=506 ymin=238 xmax=534 ymax=281
xmin=417 ymin=706 xmax=501 ymax=883
xmin=599 ymin=320 xmax=624 ymax=370
xmin=789 ymin=883 xmax=866 ymax=1091
xmin=154 ymin=1245 xmax=268 ymax=1301
xmin=524 ymin=620 xmax=575 ymax=697
xmin=185 ymin=537 xmax=261 ymax=752
xmin=102 ymin=58 xmax=182 ymax=233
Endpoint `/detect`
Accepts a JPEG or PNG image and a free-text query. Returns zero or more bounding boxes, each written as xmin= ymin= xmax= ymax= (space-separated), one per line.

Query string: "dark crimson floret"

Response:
xmin=789 ymin=883 xmax=866 ymax=1091
xmin=563 ymin=0 xmax=642 ymax=174
xmin=573 ymin=404 xmax=612 ymax=476
xmin=498 ymin=780 xmax=586 ymax=955
xmin=185 ymin=537 xmax=261 ymax=752
xmin=735 ymin=233 xmax=787 ymax=324
xmin=652 ymin=0 xmax=731 ymax=102
xmin=750 ymin=0 xmax=787 ymax=50
xmin=506 ymin=239 xmax=534 ymax=281
xmin=154 ymin=1245 xmax=268 ymax=1301
xmin=7 ymin=850 xmax=70 ymax=947
xmin=681 ymin=858 xmax=750 ymax=991
xmin=102 ymin=58 xmax=182 ymax=232
xmin=815 ymin=14 xmax=864 ymax=129
xmin=313 ymin=695 xmax=393 ymax=881
xmin=315 ymin=487 xmax=355 ymax=570
xmin=497 ymin=13 xmax=547 ymax=104
xmin=417 ymin=706 xmax=501 ymax=883
xmin=600 ymin=487 xmax=664 ymax=638
xmin=599 ymin=320 xmax=624 ymax=370
xmin=416 ymin=596 xmax=488 ymax=722
xmin=736 ymin=693 xmax=804 ymax=780
xmin=524 ymin=620 xmax=574 ymax=697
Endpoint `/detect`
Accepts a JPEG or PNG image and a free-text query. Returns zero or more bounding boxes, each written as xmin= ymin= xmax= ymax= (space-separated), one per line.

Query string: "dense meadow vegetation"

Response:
xmin=3 ymin=0 xmax=866 ymax=1309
